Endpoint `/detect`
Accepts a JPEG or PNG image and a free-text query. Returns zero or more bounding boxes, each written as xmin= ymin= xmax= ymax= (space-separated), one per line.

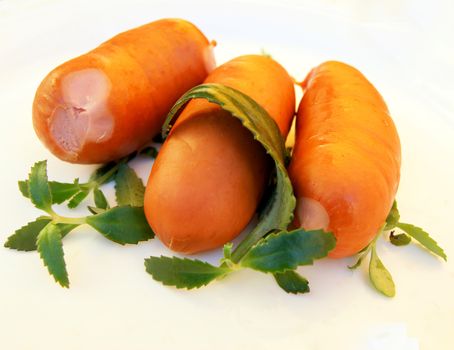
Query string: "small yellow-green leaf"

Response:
xmin=397 ymin=222 xmax=447 ymax=261
xmin=385 ymin=200 xmax=400 ymax=231
xmin=369 ymin=245 xmax=395 ymax=297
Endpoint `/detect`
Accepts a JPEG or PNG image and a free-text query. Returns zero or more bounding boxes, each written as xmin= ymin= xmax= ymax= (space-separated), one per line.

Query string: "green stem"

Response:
xmin=48 ymin=208 xmax=87 ymax=225
xmin=231 ymin=229 xmax=277 ymax=263
xmin=53 ymin=215 xmax=87 ymax=225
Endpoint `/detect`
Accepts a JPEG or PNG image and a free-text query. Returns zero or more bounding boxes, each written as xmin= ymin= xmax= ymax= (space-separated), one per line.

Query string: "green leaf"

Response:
xmin=385 ymin=200 xmax=400 ymax=231
xmin=28 ymin=160 xmax=52 ymax=213
xmin=37 ymin=223 xmax=69 ymax=288
xmin=140 ymin=146 xmax=158 ymax=158
xmin=369 ymin=244 xmax=395 ymax=297
xmin=86 ymin=206 xmax=154 ymax=244
xmin=49 ymin=180 xmax=81 ymax=204
xmin=162 ymin=83 xmax=296 ymax=263
xmin=18 ymin=180 xmax=29 ymax=198
xmin=19 ymin=179 xmax=82 ymax=204
xmin=114 ymin=164 xmax=145 ymax=207
xmin=389 ymin=231 xmax=411 ymax=246
xmin=93 ymin=187 xmax=109 ymax=209
xmin=241 ymin=229 xmax=336 ymax=273
xmin=396 ymin=222 xmax=447 ymax=261
xmin=144 ymin=256 xmax=230 ymax=289
xmin=67 ymin=190 xmax=89 ymax=209
xmin=5 ymin=218 xmax=79 ymax=252
xmin=4 ymin=217 xmax=51 ymax=251
xmin=273 ymin=270 xmax=310 ymax=294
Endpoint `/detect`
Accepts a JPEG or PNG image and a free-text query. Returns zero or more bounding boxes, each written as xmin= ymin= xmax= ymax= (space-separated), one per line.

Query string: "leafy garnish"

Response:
xmin=161 ymin=83 xmax=296 ymax=263
xmin=389 ymin=231 xmax=411 ymax=246
xmin=37 ymin=223 xmax=69 ymax=288
xmin=114 ymin=163 xmax=145 ymax=206
xmin=7 ymin=159 xmax=154 ymax=287
xmin=93 ymin=187 xmax=109 ymax=209
xmin=5 ymin=217 xmax=51 ymax=251
xmin=241 ymin=229 xmax=336 ymax=273
xmin=384 ymin=200 xmax=400 ymax=230
xmin=67 ymin=189 xmax=89 ymax=209
xmin=144 ymin=256 xmax=230 ymax=289
xmin=396 ymin=222 xmax=447 ymax=261
xmin=19 ymin=179 xmax=82 ymax=204
xmin=4 ymin=218 xmax=78 ymax=252
xmin=28 ymin=160 xmax=52 ymax=213
xmin=86 ymin=206 xmax=153 ymax=244
xmin=369 ymin=243 xmax=395 ymax=297
xmin=274 ymin=270 xmax=310 ymax=294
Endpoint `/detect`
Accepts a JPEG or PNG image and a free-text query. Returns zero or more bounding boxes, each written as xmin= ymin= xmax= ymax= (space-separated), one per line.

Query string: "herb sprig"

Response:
xmin=4 ymin=147 xmax=158 ymax=287
xmin=144 ymin=83 xmax=336 ymax=293
xmin=349 ymin=201 xmax=447 ymax=297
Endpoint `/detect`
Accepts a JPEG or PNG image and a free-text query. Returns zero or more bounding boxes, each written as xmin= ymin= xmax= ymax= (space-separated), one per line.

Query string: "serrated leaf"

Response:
xmin=37 ymin=223 xmax=69 ymax=287
xmin=114 ymin=164 xmax=145 ymax=207
xmin=4 ymin=218 xmax=51 ymax=251
xmin=67 ymin=190 xmax=89 ymax=208
xmin=18 ymin=180 xmax=29 ymax=198
xmin=49 ymin=180 xmax=81 ymax=204
xmin=273 ymin=270 xmax=310 ymax=294
xmin=241 ymin=229 xmax=336 ymax=273
xmin=5 ymin=218 xmax=79 ymax=252
xmin=93 ymin=188 xmax=109 ymax=209
xmin=385 ymin=200 xmax=400 ymax=231
xmin=19 ymin=179 xmax=82 ymax=204
xmin=389 ymin=231 xmax=411 ymax=246
xmin=144 ymin=256 xmax=230 ymax=289
xmin=162 ymin=83 xmax=296 ymax=263
xmin=369 ymin=244 xmax=395 ymax=297
xmin=28 ymin=160 xmax=52 ymax=213
xmin=86 ymin=206 xmax=153 ymax=244
xmin=397 ymin=222 xmax=447 ymax=261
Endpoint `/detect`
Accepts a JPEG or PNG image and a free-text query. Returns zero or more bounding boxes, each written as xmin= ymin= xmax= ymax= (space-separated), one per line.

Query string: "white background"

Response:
xmin=1 ymin=0 xmax=453 ymax=349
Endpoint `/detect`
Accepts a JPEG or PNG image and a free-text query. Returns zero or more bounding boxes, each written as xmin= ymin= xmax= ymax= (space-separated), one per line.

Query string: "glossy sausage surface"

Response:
xmin=145 ymin=55 xmax=295 ymax=254
xmin=33 ymin=18 xmax=215 ymax=163
xmin=289 ymin=61 xmax=401 ymax=258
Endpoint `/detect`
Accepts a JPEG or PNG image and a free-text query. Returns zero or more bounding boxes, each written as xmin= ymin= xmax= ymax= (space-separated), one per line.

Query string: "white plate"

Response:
xmin=1 ymin=1 xmax=453 ymax=349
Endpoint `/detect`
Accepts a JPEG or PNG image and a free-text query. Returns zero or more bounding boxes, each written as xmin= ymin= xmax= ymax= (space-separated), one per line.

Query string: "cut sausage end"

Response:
xmin=295 ymin=196 xmax=330 ymax=231
xmin=49 ymin=68 xmax=114 ymax=156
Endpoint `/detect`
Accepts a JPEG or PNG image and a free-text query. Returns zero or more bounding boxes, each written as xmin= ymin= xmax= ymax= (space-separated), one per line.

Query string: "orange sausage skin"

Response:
xmin=144 ymin=55 xmax=295 ymax=254
xmin=289 ymin=61 xmax=401 ymax=258
xmin=33 ymin=19 xmax=215 ymax=164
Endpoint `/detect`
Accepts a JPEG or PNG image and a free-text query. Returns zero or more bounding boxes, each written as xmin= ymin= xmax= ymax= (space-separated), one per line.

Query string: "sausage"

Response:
xmin=288 ymin=61 xmax=401 ymax=258
xmin=144 ymin=55 xmax=295 ymax=253
xmin=33 ymin=18 xmax=215 ymax=163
